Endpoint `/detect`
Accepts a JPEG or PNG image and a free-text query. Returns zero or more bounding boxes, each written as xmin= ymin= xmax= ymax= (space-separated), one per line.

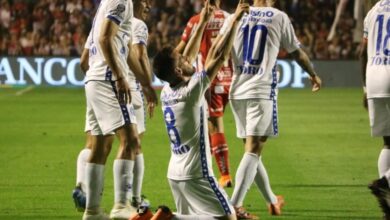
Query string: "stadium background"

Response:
xmin=0 ymin=0 xmax=385 ymax=219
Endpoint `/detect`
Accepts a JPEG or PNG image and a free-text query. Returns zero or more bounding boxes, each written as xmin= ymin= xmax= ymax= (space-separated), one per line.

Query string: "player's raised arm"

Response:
xmin=290 ymin=48 xmax=322 ymax=92
xmin=182 ymin=0 xmax=214 ymax=63
xmin=99 ymin=19 xmax=131 ymax=103
xmin=204 ymin=0 xmax=249 ymax=81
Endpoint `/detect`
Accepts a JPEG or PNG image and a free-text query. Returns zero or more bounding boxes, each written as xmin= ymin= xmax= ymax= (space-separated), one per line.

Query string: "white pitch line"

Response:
xmin=15 ymin=86 xmax=35 ymax=96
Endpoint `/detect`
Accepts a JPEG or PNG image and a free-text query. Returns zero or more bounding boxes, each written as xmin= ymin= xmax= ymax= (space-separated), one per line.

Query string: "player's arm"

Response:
xmin=182 ymin=0 xmax=214 ymax=64
xmin=131 ymin=43 xmax=158 ymax=117
xmin=99 ymin=19 xmax=131 ymax=103
xmin=80 ymin=48 xmax=89 ymax=74
xmin=290 ymin=48 xmax=322 ymax=92
xmin=359 ymin=37 xmax=368 ymax=109
xmin=175 ymin=40 xmax=187 ymax=54
xmin=204 ymin=1 xmax=249 ymax=81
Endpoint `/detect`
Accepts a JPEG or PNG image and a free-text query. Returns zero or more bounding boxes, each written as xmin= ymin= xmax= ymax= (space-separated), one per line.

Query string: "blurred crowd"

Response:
xmin=0 ymin=0 xmax=361 ymax=59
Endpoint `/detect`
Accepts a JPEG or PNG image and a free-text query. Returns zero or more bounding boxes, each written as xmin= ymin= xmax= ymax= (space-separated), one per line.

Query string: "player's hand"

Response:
xmin=309 ymin=75 xmax=322 ymax=92
xmin=363 ymin=92 xmax=368 ymax=110
xmin=234 ymin=0 xmax=250 ymax=21
xmin=200 ymin=0 xmax=214 ymax=22
xmin=142 ymin=85 xmax=158 ymax=118
xmin=116 ymin=77 xmax=132 ymax=104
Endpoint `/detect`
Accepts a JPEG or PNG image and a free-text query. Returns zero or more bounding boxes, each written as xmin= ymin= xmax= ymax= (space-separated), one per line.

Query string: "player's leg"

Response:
xmin=251 ymin=99 xmax=283 ymax=215
xmin=130 ymin=89 xmax=147 ymax=208
xmin=209 ymin=115 xmax=232 ymax=187
xmin=154 ymin=178 xmax=236 ymax=220
xmin=83 ymin=133 xmax=114 ymax=220
xmin=73 ymin=132 xmax=92 ymax=212
xmin=110 ymin=122 xmax=139 ymax=219
xmin=229 ymin=99 xmax=258 ymax=219
xmin=368 ymin=98 xmax=390 ymax=217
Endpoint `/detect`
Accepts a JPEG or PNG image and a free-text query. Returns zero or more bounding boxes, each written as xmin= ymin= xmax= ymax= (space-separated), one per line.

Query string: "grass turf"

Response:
xmin=0 ymin=87 xmax=383 ymax=219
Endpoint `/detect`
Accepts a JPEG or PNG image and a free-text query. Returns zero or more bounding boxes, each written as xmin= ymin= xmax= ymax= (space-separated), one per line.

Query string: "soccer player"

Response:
xmin=73 ymin=0 xmax=157 ymax=215
xmin=361 ymin=1 xmax=390 ymax=219
xmin=127 ymin=0 xmax=155 ymax=208
xmin=220 ymin=0 xmax=322 ymax=218
xmin=81 ymin=0 xmax=155 ymax=219
xmin=151 ymin=1 xmax=248 ymax=220
xmin=176 ymin=0 xmax=233 ymax=188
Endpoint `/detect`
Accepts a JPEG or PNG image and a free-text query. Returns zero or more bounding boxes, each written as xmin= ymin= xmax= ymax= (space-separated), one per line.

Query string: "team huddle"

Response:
xmin=71 ymin=0 xmax=390 ymax=220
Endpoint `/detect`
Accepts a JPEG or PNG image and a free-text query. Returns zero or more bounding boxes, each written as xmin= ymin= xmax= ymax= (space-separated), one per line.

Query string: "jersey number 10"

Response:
xmin=242 ymin=24 xmax=268 ymax=65
xmin=375 ymin=15 xmax=390 ymax=56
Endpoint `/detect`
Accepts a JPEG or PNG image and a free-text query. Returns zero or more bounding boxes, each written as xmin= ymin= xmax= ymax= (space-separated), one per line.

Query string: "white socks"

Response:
xmin=85 ymin=163 xmax=105 ymax=210
xmin=378 ymin=149 xmax=390 ymax=184
xmin=132 ymin=154 xmax=145 ymax=203
xmin=254 ymin=157 xmax=277 ymax=204
xmin=231 ymin=152 xmax=259 ymax=207
xmin=76 ymin=148 xmax=91 ymax=190
xmin=113 ymin=159 xmax=134 ymax=204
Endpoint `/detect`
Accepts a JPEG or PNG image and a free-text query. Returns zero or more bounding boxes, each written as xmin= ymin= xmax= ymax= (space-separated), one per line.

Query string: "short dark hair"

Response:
xmin=153 ymin=46 xmax=176 ymax=82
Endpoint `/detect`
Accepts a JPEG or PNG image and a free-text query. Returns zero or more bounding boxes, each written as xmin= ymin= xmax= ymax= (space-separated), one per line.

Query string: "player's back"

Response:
xmin=160 ymin=73 xmax=214 ymax=180
xmin=364 ymin=0 xmax=390 ymax=98
xmin=86 ymin=0 xmax=133 ymax=82
xmin=226 ymin=6 xmax=300 ymax=100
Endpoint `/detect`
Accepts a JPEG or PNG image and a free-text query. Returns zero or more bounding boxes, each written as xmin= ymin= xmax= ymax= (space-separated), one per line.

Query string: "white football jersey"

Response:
xmin=221 ymin=7 xmax=300 ymax=100
xmin=160 ymin=72 xmax=215 ymax=180
xmin=127 ymin=17 xmax=149 ymax=91
xmin=364 ymin=0 xmax=390 ymax=99
xmin=85 ymin=0 xmax=133 ymax=82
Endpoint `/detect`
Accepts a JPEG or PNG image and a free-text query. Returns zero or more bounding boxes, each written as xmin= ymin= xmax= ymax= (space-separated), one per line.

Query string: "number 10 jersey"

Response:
xmin=221 ymin=7 xmax=301 ymax=100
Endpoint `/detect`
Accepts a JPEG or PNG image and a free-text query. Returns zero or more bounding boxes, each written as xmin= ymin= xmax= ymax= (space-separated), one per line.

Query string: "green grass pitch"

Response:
xmin=0 ymin=87 xmax=384 ymax=219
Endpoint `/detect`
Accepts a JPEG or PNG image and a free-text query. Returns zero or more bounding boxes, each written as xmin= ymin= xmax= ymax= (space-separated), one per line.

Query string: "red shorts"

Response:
xmin=205 ymin=84 xmax=229 ymax=118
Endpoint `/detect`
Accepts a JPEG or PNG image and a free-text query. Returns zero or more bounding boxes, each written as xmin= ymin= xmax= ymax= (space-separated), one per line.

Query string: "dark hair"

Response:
xmin=153 ymin=46 xmax=176 ymax=82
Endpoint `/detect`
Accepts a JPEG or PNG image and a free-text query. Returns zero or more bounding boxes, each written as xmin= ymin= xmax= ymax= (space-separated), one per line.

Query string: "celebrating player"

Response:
xmin=80 ymin=0 xmax=158 ymax=219
xmin=361 ymin=1 xmax=390 ymax=219
xmin=176 ymin=0 xmax=233 ymax=188
xmin=220 ymin=0 xmax=322 ymax=218
xmin=151 ymin=1 xmax=248 ymax=220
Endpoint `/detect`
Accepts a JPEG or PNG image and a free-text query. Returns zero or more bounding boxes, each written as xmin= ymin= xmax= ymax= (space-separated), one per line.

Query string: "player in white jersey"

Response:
xmin=149 ymin=1 xmax=248 ymax=220
xmin=220 ymin=0 xmax=322 ymax=218
xmin=127 ymin=0 xmax=155 ymax=208
xmin=81 ymin=0 xmax=155 ymax=219
xmin=72 ymin=0 xmax=157 ymax=216
xmin=361 ymin=1 xmax=390 ymax=219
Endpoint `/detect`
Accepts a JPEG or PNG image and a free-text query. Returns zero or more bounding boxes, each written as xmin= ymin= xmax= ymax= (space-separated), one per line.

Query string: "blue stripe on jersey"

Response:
xmin=105 ymin=66 xmax=112 ymax=81
xmin=199 ymin=106 xmax=232 ymax=215
xmin=270 ymin=64 xmax=277 ymax=99
xmin=110 ymin=81 xmax=131 ymax=124
xmin=272 ymin=99 xmax=278 ymax=135
xmin=107 ymin=15 xmax=121 ymax=25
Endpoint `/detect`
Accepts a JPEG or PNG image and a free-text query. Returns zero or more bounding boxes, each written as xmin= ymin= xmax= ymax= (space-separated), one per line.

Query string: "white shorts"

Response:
xmin=131 ymin=89 xmax=146 ymax=134
xmin=230 ymin=98 xmax=278 ymax=138
xmin=168 ymin=177 xmax=234 ymax=216
xmin=368 ymin=98 xmax=390 ymax=137
xmin=85 ymin=80 xmax=137 ymax=135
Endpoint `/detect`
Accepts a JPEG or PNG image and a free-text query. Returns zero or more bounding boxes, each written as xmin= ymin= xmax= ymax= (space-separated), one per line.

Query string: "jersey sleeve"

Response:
xmin=181 ymin=16 xmax=197 ymax=43
xmin=105 ymin=0 xmax=128 ymax=25
xmin=186 ymin=71 xmax=211 ymax=103
xmin=132 ymin=21 xmax=148 ymax=45
xmin=219 ymin=14 xmax=234 ymax=35
xmin=280 ymin=13 xmax=301 ymax=53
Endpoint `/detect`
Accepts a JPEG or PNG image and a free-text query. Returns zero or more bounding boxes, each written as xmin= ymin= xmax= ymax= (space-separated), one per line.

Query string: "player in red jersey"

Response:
xmin=176 ymin=0 xmax=233 ymax=187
